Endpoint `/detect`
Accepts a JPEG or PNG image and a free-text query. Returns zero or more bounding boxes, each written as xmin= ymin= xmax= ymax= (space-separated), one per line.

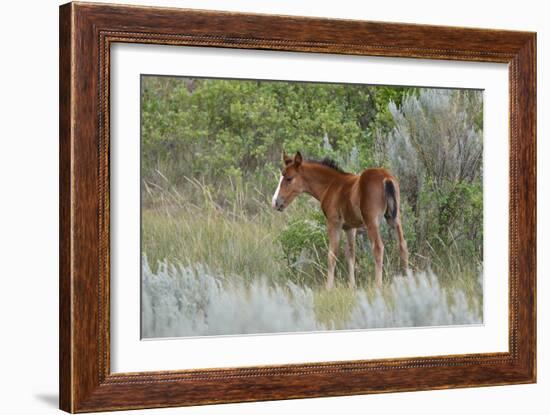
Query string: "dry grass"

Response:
xmin=141 ymin=175 xmax=483 ymax=334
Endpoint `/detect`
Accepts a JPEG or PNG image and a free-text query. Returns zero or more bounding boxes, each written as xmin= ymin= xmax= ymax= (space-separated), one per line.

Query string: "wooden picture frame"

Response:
xmin=59 ymin=2 xmax=536 ymax=412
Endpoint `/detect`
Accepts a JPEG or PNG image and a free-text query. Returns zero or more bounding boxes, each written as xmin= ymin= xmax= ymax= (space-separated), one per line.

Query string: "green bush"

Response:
xmin=278 ymin=209 xmax=328 ymax=284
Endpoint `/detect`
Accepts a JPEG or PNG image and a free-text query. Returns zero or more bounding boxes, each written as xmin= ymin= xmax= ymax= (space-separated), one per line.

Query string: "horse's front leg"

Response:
xmin=326 ymin=221 xmax=342 ymax=290
xmin=344 ymin=228 xmax=357 ymax=288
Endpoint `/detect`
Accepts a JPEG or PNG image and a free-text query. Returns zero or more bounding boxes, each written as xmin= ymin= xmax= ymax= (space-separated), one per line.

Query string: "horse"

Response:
xmin=272 ymin=151 xmax=408 ymax=289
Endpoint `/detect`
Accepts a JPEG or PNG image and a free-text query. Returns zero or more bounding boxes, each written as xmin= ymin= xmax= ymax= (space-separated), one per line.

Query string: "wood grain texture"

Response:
xmin=59 ymin=3 xmax=73 ymax=411
xmin=59 ymin=2 xmax=536 ymax=412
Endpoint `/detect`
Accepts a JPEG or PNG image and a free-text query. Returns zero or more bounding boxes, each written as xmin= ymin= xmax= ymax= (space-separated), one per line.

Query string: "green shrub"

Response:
xmin=278 ymin=210 xmax=327 ymax=267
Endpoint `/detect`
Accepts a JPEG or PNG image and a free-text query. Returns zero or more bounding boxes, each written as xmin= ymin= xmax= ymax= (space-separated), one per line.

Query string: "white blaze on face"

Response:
xmin=271 ymin=175 xmax=284 ymax=209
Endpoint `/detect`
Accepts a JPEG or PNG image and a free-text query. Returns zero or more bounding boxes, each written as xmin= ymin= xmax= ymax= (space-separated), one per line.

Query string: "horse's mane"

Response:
xmin=307 ymin=157 xmax=350 ymax=174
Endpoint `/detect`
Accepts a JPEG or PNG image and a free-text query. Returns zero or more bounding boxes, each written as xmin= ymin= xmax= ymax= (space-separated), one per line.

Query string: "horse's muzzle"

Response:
xmin=272 ymin=198 xmax=285 ymax=211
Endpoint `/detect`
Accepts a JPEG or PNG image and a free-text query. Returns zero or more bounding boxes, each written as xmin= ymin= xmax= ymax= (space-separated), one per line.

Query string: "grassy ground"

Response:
xmin=141 ymin=259 xmax=481 ymax=338
xmin=141 ymin=175 xmax=482 ymax=331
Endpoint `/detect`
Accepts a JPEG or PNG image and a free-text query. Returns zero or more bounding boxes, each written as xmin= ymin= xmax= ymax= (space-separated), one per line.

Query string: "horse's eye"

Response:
xmin=286 ymin=177 xmax=293 ymax=182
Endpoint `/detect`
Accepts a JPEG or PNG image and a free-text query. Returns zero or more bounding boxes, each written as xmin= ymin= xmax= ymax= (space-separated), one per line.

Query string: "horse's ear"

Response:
xmin=282 ymin=150 xmax=293 ymax=165
xmin=294 ymin=151 xmax=303 ymax=167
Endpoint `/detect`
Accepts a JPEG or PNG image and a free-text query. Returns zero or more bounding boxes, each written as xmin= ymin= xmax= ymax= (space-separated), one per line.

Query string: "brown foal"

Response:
xmin=272 ymin=151 xmax=409 ymax=289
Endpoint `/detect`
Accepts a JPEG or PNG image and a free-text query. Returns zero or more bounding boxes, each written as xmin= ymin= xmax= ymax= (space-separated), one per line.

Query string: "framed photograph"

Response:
xmin=59 ymin=2 xmax=536 ymax=412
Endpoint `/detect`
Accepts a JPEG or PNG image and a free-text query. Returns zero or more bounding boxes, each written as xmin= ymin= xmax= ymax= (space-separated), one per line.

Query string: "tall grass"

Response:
xmin=142 ymin=171 xmax=481 ymax=293
xmin=142 ymin=173 xmax=287 ymax=284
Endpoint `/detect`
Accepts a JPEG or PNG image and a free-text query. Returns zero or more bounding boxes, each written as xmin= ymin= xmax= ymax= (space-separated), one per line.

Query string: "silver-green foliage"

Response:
xmin=142 ymin=258 xmax=481 ymax=338
xmin=379 ymin=89 xmax=483 ymax=266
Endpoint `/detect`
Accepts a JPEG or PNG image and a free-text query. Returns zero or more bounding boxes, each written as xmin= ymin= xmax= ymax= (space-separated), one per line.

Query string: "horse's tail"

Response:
xmin=384 ymin=179 xmax=398 ymax=222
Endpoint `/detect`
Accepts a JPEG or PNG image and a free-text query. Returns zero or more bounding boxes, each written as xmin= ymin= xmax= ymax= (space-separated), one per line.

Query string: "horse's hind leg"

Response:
xmin=394 ymin=218 xmax=409 ymax=272
xmin=386 ymin=215 xmax=409 ymax=272
xmin=344 ymin=228 xmax=357 ymax=288
xmin=364 ymin=216 xmax=384 ymax=288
